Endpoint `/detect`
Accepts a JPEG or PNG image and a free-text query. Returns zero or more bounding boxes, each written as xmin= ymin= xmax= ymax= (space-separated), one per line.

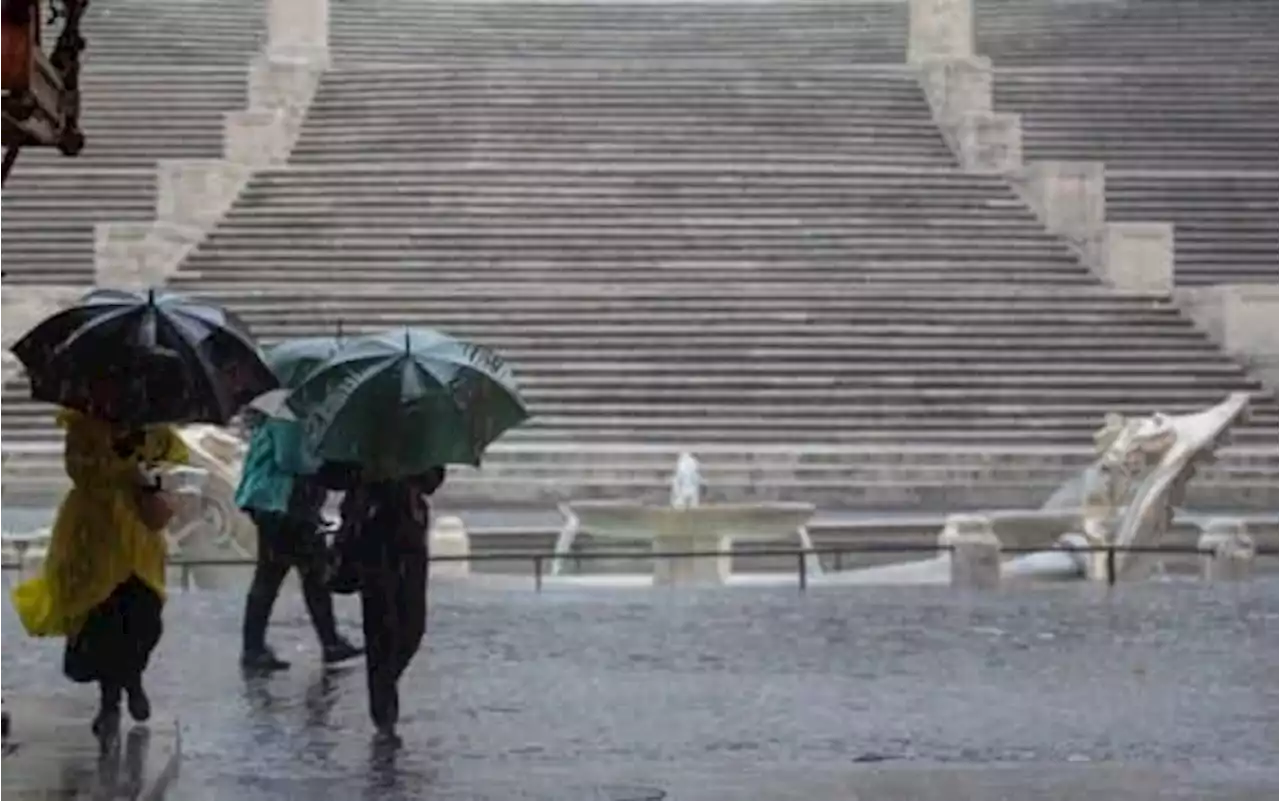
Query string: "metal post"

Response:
xmin=1106 ymin=546 xmax=1116 ymax=587
xmin=533 ymin=556 xmax=543 ymax=593
xmin=797 ymin=551 xmax=808 ymax=592
xmin=833 ymin=550 xmax=844 ymax=573
xmin=180 ymin=563 xmax=192 ymax=591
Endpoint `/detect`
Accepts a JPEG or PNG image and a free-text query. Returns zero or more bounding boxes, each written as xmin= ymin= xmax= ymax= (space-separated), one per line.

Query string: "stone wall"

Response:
xmin=93 ymin=0 xmax=330 ymax=290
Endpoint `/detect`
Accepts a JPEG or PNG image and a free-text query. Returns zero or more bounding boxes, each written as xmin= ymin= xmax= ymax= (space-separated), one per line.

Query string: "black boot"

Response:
xmin=124 ymin=679 xmax=151 ymax=722
xmin=92 ymin=683 xmax=121 ymax=738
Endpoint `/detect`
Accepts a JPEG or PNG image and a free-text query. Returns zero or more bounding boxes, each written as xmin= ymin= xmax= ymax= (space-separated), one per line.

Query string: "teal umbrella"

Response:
xmin=267 ymin=336 xmax=344 ymax=388
xmin=286 ymin=328 xmax=529 ymax=479
xmin=250 ymin=336 xmax=344 ymax=418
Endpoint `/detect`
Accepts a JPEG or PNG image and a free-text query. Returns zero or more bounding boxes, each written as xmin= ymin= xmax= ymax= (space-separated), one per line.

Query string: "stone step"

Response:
xmin=214 ymin=213 xmax=1056 ymax=232
xmin=244 ymin=162 xmax=1013 ymax=179
xmin=285 ymin=149 xmax=957 ymax=165
xmin=195 ymin=231 xmax=1076 ymax=249
xmin=7 ymin=386 xmax=1270 ymax=414
xmin=178 ymin=268 xmax=1097 ymax=286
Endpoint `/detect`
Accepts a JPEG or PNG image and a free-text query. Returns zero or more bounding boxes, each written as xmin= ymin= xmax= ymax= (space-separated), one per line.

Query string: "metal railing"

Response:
xmin=3 ymin=542 xmax=1274 ymax=591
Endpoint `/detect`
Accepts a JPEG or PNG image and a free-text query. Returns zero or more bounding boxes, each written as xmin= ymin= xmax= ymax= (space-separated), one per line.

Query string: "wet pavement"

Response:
xmin=2 ymin=577 xmax=1277 ymax=800
xmin=2 ymin=695 xmax=180 ymax=800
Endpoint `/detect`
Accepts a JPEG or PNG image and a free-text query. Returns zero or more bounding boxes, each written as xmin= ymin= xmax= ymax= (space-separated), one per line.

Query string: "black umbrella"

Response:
xmin=10 ymin=288 xmax=279 ymax=426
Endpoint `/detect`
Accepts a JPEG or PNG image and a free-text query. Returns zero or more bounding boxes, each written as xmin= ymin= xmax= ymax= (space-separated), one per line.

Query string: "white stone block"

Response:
xmin=940 ymin=513 xmax=1001 ymax=590
xmin=1218 ymin=282 xmax=1280 ymax=353
xmin=957 ymin=111 xmax=1022 ymax=174
xmin=430 ymin=516 xmax=471 ymax=579
xmin=156 ymin=159 xmax=252 ymax=230
xmin=248 ymin=55 xmax=326 ymax=116
xmin=1103 ymin=222 xmax=1174 ymax=294
xmin=918 ymin=55 xmax=992 ymax=122
xmin=267 ymin=0 xmax=329 ymax=63
xmin=1198 ymin=518 xmax=1256 ymax=582
xmin=908 ymin=0 xmax=974 ymax=63
xmin=224 ymin=109 xmax=291 ymax=168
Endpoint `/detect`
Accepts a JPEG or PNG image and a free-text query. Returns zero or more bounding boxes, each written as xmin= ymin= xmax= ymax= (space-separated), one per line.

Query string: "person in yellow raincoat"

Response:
xmin=11 ymin=408 xmax=189 ymax=736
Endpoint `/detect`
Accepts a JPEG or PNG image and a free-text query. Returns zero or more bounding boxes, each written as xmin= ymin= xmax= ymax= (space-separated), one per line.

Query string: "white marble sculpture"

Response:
xmin=828 ymin=394 xmax=1251 ymax=586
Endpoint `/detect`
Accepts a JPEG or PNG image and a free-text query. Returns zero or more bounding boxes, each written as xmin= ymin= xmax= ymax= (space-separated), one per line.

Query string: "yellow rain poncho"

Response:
xmin=11 ymin=410 xmax=190 ymax=638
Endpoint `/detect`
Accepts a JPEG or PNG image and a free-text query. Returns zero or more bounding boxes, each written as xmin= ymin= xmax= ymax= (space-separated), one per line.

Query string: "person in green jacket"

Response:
xmin=235 ymin=413 xmax=361 ymax=671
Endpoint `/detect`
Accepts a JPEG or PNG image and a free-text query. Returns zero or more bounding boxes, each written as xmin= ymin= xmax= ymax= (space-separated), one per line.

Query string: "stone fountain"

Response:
xmin=551 ymin=452 xmax=819 ymax=586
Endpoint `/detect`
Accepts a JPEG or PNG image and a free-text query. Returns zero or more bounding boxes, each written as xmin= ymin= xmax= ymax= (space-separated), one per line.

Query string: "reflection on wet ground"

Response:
xmin=2 ymin=578 xmax=1277 ymax=800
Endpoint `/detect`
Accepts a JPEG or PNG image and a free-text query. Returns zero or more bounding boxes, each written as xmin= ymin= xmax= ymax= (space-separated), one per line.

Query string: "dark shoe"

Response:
xmin=91 ymin=706 xmax=120 ymax=739
xmin=322 ymin=639 xmax=363 ymax=665
xmin=240 ymin=648 xmax=290 ymax=672
xmin=373 ymin=724 xmax=402 ymax=748
xmin=125 ymin=683 xmax=151 ymax=723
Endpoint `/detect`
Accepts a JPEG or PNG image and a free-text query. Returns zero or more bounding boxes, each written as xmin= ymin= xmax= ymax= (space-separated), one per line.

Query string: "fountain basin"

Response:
xmin=558 ymin=501 xmax=817 ymax=587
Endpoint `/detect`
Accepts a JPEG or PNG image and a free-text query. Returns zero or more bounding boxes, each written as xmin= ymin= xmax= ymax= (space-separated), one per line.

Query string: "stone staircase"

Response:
xmin=291 ymin=65 xmax=949 ymax=166
xmin=3 ymin=0 xmax=1276 ymax=514
xmin=992 ymin=71 xmax=1277 ymax=287
xmin=1106 ymin=171 xmax=1277 ymax=286
xmin=979 ymin=1 xmax=1277 ymax=295
xmin=976 ymin=0 xmax=1278 ymax=67
xmin=328 ymin=1 xmax=908 ymax=64
xmin=994 ymin=71 xmax=1277 ymax=171
xmin=0 ymin=0 xmax=263 ymax=286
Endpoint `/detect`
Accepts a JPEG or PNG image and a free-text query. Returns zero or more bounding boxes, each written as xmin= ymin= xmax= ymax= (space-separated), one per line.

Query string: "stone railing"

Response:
xmin=92 ymin=0 xmax=330 ymax=291
xmin=906 ymin=0 xmax=1174 ymax=296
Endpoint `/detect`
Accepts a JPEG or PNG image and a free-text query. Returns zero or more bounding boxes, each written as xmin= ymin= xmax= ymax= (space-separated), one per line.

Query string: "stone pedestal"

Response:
xmin=430 ymin=516 xmax=472 ymax=579
xmin=93 ymin=222 xmax=202 ymax=289
xmin=908 ymin=0 xmax=974 ymax=63
xmin=918 ymin=56 xmax=992 ymax=122
xmin=651 ymin=529 xmax=729 ymax=588
xmin=266 ymin=0 xmax=329 ymax=64
xmin=1012 ymin=160 xmax=1106 ymax=257
xmin=1102 ymin=222 xmax=1174 ymax=294
xmin=1198 ymin=518 xmax=1257 ymax=582
xmin=939 ymin=513 xmax=1001 ymax=590
xmin=956 ymin=111 xmax=1023 ymax=174
xmin=224 ymin=109 xmax=293 ymax=168
xmin=157 ymin=159 xmax=253 ymax=229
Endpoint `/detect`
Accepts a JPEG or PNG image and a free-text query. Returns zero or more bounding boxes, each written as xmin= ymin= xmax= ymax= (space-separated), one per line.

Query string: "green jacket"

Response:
xmin=233 ymin=418 xmax=320 ymax=515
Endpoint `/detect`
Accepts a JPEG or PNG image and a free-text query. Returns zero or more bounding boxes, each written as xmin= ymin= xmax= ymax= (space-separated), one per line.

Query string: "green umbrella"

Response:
xmin=286 ymin=327 xmax=529 ymax=479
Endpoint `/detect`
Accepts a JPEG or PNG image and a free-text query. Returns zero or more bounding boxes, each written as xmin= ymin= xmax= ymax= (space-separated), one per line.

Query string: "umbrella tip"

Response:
xmin=404 ymin=329 xmax=411 ymax=353
xmin=146 ymin=288 xmax=156 ymax=305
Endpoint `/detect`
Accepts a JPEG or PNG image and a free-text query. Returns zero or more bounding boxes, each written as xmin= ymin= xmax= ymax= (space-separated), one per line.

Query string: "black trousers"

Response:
xmin=64 ymin=575 xmax=162 ymax=694
xmin=358 ymin=543 xmax=427 ymax=729
xmin=243 ymin=511 xmax=339 ymax=653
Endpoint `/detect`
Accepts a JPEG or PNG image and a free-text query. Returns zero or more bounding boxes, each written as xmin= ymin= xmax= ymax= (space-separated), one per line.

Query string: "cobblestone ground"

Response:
xmin=2 ymin=577 xmax=1276 ymax=800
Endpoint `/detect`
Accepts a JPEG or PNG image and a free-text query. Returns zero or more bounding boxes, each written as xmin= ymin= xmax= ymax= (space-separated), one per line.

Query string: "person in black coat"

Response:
xmin=343 ymin=467 xmax=445 ymax=744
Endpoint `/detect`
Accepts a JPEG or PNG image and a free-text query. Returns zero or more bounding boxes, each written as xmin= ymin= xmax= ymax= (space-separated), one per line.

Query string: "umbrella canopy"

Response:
xmin=266 ymin=336 xmax=344 ymax=389
xmin=10 ymin=288 xmax=278 ymax=426
xmin=286 ymin=328 xmax=529 ymax=479
xmin=249 ymin=336 xmax=345 ymax=418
